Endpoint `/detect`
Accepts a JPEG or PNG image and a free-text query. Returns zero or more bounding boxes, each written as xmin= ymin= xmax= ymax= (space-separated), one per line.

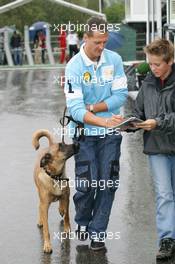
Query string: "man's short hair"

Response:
xmin=144 ymin=38 xmax=174 ymax=63
xmin=85 ymin=16 xmax=108 ymax=36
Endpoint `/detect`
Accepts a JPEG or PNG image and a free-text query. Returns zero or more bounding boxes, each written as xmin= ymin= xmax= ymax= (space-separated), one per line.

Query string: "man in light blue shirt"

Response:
xmin=64 ymin=16 xmax=128 ymax=251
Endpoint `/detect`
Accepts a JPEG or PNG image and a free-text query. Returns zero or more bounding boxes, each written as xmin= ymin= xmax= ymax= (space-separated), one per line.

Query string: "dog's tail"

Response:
xmin=32 ymin=129 xmax=55 ymax=150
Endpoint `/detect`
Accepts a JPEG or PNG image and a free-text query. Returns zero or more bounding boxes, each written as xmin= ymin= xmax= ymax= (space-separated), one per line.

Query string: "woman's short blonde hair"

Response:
xmin=144 ymin=38 xmax=174 ymax=63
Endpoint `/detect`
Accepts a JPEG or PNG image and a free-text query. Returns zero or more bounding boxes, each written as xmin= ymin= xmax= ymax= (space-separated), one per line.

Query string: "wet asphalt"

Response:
xmin=0 ymin=68 xmax=174 ymax=264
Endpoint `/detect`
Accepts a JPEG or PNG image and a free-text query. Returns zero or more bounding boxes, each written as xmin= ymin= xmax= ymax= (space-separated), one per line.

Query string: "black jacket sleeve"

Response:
xmin=133 ymin=86 xmax=146 ymax=120
xmin=155 ymin=113 xmax=175 ymax=134
xmin=155 ymin=86 xmax=175 ymax=134
xmin=124 ymin=87 xmax=145 ymax=133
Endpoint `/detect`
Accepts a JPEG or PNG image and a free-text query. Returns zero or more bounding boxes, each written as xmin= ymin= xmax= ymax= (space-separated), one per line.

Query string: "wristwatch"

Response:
xmin=89 ymin=104 xmax=94 ymax=113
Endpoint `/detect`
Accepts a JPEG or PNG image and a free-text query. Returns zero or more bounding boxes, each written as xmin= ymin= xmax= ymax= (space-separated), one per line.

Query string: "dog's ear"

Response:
xmin=40 ymin=153 xmax=52 ymax=168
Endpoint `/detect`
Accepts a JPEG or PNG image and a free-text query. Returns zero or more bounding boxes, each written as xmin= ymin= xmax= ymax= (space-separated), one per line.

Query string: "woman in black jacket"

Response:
xmin=134 ymin=39 xmax=175 ymax=260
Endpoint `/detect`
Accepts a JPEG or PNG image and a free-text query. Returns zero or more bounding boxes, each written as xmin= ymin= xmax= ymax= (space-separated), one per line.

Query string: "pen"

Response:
xmin=111 ymin=113 xmax=121 ymax=116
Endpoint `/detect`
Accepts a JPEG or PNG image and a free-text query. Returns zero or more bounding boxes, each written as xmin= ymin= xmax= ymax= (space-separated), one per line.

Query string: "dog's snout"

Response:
xmin=40 ymin=153 xmax=52 ymax=167
xmin=59 ymin=142 xmax=65 ymax=151
xmin=73 ymin=142 xmax=80 ymax=154
xmin=40 ymin=158 xmax=45 ymax=168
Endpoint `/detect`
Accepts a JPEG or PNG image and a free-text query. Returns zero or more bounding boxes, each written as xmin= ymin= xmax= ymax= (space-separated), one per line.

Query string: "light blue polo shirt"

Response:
xmin=64 ymin=44 xmax=128 ymax=137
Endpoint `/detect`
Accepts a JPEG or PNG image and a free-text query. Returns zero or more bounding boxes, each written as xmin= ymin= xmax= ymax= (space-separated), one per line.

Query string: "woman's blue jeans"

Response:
xmin=149 ymin=154 xmax=175 ymax=242
xmin=73 ymin=133 xmax=122 ymax=240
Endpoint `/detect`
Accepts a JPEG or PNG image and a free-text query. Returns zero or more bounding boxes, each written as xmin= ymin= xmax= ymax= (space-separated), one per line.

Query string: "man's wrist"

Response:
xmin=89 ymin=104 xmax=94 ymax=113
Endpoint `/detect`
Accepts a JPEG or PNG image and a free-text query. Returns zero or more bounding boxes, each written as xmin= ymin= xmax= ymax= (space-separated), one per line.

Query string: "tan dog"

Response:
xmin=32 ymin=129 xmax=78 ymax=253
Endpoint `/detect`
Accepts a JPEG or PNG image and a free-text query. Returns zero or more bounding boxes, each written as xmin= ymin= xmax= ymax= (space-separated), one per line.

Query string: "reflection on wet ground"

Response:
xmin=0 ymin=69 xmax=66 ymax=117
xmin=0 ymin=69 xmax=173 ymax=264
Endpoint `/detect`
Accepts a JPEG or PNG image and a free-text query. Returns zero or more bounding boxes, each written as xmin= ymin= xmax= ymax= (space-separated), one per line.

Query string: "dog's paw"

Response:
xmin=37 ymin=223 xmax=43 ymax=228
xmin=59 ymin=208 xmax=64 ymax=217
xmin=43 ymin=241 xmax=52 ymax=254
xmin=64 ymin=225 xmax=71 ymax=234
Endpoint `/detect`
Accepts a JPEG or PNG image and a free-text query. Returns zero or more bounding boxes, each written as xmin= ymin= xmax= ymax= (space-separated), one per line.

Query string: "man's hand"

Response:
xmin=83 ymin=112 xmax=124 ymax=128
xmin=105 ymin=115 xmax=124 ymax=128
xmin=135 ymin=119 xmax=157 ymax=131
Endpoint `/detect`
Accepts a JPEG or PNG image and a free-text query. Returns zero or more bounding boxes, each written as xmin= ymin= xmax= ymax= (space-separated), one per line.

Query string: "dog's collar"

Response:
xmin=43 ymin=168 xmax=69 ymax=182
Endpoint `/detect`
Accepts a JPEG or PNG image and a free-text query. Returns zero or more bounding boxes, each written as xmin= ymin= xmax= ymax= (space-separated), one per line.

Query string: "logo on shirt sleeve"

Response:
xmin=67 ymin=80 xmax=74 ymax=93
xmin=101 ymin=66 xmax=114 ymax=81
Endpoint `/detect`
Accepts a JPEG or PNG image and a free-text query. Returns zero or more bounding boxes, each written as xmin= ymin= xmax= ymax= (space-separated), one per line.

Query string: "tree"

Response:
xmin=0 ymin=0 xmax=14 ymax=4
xmin=0 ymin=0 xmax=125 ymax=32
xmin=0 ymin=0 xmax=89 ymax=32
xmin=104 ymin=3 xmax=125 ymax=23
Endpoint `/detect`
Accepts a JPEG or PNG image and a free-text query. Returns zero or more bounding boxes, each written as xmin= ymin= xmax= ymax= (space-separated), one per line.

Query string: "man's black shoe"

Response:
xmin=75 ymin=225 xmax=88 ymax=241
xmin=156 ymin=238 xmax=175 ymax=260
xmin=90 ymin=239 xmax=106 ymax=251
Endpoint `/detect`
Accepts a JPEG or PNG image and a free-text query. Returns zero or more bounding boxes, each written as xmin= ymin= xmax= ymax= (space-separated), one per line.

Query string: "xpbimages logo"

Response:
xmin=52 ymin=177 xmax=120 ymax=191
xmin=53 ymin=126 xmax=121 ymax=139
xmin=52 ymin=21 xmax=121 ymax=33
xmin=53 ymin=230 xmax=121 ymax=242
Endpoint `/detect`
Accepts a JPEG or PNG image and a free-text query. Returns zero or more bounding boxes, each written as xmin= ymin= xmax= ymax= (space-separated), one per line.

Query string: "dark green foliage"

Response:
xmin=104 ymin=3 xmax=125 ymax=23
xmin=136 ymin=62 xmax=150 ymax=75
xmin=0 ymin=0 xmax=125 ymax=33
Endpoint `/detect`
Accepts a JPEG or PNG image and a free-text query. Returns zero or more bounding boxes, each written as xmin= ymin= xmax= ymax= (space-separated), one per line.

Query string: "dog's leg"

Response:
xmin=37 ymin=202 xmax=43 ymax=228
xmin=40 ymin=200 xmax=52 ymax=253
xmin=59 ymin=198 xmax=65 ymax=218
xmin=64 ymin=198 xmax=71 ymax=233
xmin=60 ymin=193 xmax=71 ymax=233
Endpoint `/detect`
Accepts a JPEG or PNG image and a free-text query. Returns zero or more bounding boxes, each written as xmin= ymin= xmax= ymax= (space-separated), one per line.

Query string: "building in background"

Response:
xmin=167 ymin=0 xmax=175 ymax=23
xmin=164 ymin=0 xmax=175 ymax=51
xmin=124 ymin=0 xmax=175 ymax=59
xmin=124 ymin=0 xmax=164 ymax=59
xmin=116 ymin=24 xmax=136 ymax=61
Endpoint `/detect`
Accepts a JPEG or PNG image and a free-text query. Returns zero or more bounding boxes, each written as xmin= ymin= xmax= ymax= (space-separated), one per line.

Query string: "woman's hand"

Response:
xmin=134 ymin=119 xmax=157 ymax=131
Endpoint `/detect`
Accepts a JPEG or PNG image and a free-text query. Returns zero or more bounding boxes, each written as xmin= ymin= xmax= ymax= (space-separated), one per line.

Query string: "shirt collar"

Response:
xmin=80 ymin=43 xmax=106 ymax=67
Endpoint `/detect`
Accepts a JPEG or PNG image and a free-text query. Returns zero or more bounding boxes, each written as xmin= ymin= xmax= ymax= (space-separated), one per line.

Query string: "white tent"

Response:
xmin=0 ymin=26 xmax=14 ymax=33
xmin=0 ymin=0 xmax=106 ymax=66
